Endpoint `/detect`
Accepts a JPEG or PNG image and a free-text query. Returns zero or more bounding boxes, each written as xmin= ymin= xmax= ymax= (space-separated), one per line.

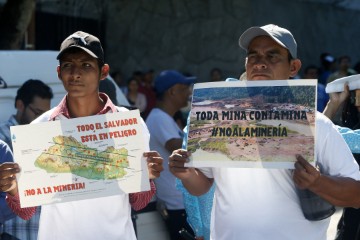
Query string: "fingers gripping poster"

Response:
xmin=186 ymin=80 xmax=317 ymax=169
xmin=11 ymin=110 xmax=149 ymax=207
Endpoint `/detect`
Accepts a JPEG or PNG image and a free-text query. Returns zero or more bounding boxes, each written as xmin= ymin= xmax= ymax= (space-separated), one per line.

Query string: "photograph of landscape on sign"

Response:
xmin=186 ymin=80 xmax=317 ymax=169
xmin=34 ymin=135 xmax=130 ymax=180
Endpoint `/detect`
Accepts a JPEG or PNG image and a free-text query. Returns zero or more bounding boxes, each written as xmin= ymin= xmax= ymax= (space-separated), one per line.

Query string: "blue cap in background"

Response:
xmin=154 ymin=70 xmax=196 ymax=94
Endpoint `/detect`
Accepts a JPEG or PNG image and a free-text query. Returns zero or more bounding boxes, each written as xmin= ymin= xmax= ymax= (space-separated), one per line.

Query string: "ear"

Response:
xmin=168 ymin=84 xmax=178 ymax=96
xmin=57 ymin=65 xmax=61 ymax=80
xmin=100 ymin=64 xmax=110 ymax=80
xmin=289 ymin=59 xmax=302 ymax=78
xmin=15 ymin=99 xmax=25 ymax=111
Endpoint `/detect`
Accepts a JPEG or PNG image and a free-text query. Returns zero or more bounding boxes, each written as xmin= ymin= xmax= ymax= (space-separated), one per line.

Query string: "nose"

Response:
xmin=70 ymin=66 xmax=82 ymax=78
xmin=252 ymin=56 xmax=267 ymax=69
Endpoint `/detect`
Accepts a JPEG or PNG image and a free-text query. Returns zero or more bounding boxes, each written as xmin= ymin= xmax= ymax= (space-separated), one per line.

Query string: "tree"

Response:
xmin=0 ymin=0 xmax=35 ymax=49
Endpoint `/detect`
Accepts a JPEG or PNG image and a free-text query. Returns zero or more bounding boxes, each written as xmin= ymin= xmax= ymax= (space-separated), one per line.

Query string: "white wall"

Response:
xmin=0 ymin=50 xmax=129 ymax=122
xmin=0 ymin=51 xmax=63 ymax=122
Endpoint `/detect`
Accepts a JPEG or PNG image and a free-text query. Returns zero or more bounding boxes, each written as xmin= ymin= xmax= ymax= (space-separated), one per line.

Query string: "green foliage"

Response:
xmin=200 ymin=139 xmax=229 ymax=155
xmin=188 ymin=138 xmax=200 ymax=152
xmin=190 ymin=119 xmax=211 ymax=128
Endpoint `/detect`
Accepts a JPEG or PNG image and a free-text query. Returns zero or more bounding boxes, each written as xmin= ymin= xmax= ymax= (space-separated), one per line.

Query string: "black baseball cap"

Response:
xmin=57 ymin=31 xmax=104 ymax=63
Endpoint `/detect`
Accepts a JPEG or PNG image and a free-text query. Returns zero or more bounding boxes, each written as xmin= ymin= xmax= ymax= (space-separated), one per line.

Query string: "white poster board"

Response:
xmin=186 ymin=80 xmax=317 ymax=169
xmin=11 ymin=110 xmax=149 ymax=207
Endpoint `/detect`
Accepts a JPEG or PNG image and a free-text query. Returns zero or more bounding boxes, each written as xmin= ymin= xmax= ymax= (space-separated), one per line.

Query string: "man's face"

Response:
xmin=304 ymin=68 xmax=319 ymax=79
xmin=19 ymin=96 xmax=51 ymax=124
xmin=171 ymin=83 xmax=192 ymax=109
xmin=143 ymin=72 xmax=154 ymax=85
xmin=210 ymin=70 xmax=222 ymax=82
xmin=57 ymin=50 xmax=108 ymax=99
xmin=127 ymin=79 xmax=139 ymax=92
xmin=339 ymin=57 xmax=350 ymax=71
xmin=245 ymin=36 xmax=301 ymax=80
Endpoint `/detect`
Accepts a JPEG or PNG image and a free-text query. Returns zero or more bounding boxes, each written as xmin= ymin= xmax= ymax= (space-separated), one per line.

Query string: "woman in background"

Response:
xmin=126 ymin=77 xmax=147 ymax=116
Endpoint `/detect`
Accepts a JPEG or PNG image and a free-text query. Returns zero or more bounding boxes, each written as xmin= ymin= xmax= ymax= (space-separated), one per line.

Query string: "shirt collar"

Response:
xmin=49 ymin=93 xmax=117 ymax=120
xmin=8 ymin=115 xmax=19 ymax=125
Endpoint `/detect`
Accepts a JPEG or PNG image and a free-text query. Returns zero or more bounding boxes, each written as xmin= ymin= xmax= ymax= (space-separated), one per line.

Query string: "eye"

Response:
xmin=246 ymin=54 xmax=257 ymax=64
xmin=83 ymin=63 xmax=92 ymax=68
xmin=267 ymin=54 xmax=280 ymax=63
xmin=61 ymin=63 xmax=72 ymax=69
xmin=247 ymin=53 xmax=256 ymax=59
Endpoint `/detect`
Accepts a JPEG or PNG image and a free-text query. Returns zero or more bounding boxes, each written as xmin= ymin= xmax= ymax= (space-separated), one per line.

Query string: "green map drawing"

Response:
xmin=35 ymin=135 xmax=129 ymax=180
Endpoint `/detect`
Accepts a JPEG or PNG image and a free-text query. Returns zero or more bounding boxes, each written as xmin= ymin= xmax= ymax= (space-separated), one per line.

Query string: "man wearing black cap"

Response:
xmin=0 ymin=31 xmax=163 ymax=240
xmin=146 ymin=70 xmax=195 ymax=239
xmin=168 ymin=24 xmax=360 ymax=240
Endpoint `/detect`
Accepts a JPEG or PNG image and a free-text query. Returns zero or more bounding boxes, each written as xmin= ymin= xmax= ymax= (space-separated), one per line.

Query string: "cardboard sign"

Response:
xmin=186 ymin=80 xmax=317 ymax=169
xmin=11 ymin=110 xmax=149 ymax=207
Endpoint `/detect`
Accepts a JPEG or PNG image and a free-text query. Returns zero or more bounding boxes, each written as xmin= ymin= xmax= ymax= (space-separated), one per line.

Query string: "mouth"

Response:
xmin=68 ymin=81 xmax=83 ymax=86
xmin=250 ymin=73 xmax=270 ymax=80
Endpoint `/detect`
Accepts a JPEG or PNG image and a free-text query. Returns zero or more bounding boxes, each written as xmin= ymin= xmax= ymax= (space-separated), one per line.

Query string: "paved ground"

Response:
xmin=327 ymin=207 xmax=342 ymax=240
xmin=137 ymin=211 xmax=169 ymax=240
xmin=137 ymin=207 xmax=343 ymax=240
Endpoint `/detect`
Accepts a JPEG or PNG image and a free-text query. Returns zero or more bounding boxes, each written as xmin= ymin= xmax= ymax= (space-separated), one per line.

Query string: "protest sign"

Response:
xmin=186 ymin=80 xmax=316 ymax=169
xmin=11 ymin=110 xmax=148 ymax=207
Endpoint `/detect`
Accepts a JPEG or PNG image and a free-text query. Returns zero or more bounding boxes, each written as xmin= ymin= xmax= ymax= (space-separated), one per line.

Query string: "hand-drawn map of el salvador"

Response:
xmin=186 ymin=80 xmax=317 ymax=169
xmin=10 ymin=110 xmax=149 ymax=208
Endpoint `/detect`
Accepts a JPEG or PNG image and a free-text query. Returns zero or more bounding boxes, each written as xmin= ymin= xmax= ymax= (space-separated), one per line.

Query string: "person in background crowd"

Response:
xmin=176 ymin=111 xmax=215 ymax=240
xmin=143 ymin=69 xmax=155 ymax=88
xmin=0 ymin=79 xmax=53 ymax=150
xmin=138 ymin=70 xmax=157 ymax=120
xmin=324 ymin=56 xmax=357 ymax=124
xmin=354 ymin=61 xmax=360 ymax=75
xmin=209 ymin=68 xmax=224 ymax=82
xmin=0 ymin=79 xmax=53 ymax=240
xmin=0 ymin=140 xmax=16 ymax=240
xmin=318 ymin=53 xmax=336 ymax=85
xmin=99 ymin=77 xmax=118 ymax=105
xmin=302 ymin=64 xmax=329 ymax=112
xmin=146 ymin=70 xmax=195 ymax=240
xmin=327 ymin=55 xmax=357 ymax=84
xmin=126 ymin=77 xmax=147 ymax=115
xmin=323 ymin=76 xmax=360 ymax=239
xmin=132 ymin=71 xmax=144 ymax=84
xmin=110 ymin=70 xmax=127 ymax=94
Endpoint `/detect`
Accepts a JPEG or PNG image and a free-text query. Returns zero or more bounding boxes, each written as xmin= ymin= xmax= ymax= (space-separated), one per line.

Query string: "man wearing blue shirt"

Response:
xmin=0 ymin=140 xmax=16 ymax=239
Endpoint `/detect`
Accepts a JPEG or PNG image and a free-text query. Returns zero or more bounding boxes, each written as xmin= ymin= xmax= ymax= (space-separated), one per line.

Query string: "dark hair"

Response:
xmin=287 ymin=50 xmax=294 ymax=62
xmin=320 ymin=53 xmax=335 ymax=70
xmin=304 ymin=65 xmax=319 ymax=74
xmin=127 ymin=77 xmax=138 ymax=85
xmin=15 ymin=79 xmax=53 ymax=107
xmin=110 ymin=70 xmax=122 ymax=79
xmin=210 ymin=68 xmax=222 ymax=75
xmin=133 ymin=71 xmax=143 ymax=77
xmin=341 ymin=95 xmax=359 ymax=129
xmin=338 ymin=55 xmax=351 ymax=63
xmin=354 ymin=61 xmax=360 ymax=73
